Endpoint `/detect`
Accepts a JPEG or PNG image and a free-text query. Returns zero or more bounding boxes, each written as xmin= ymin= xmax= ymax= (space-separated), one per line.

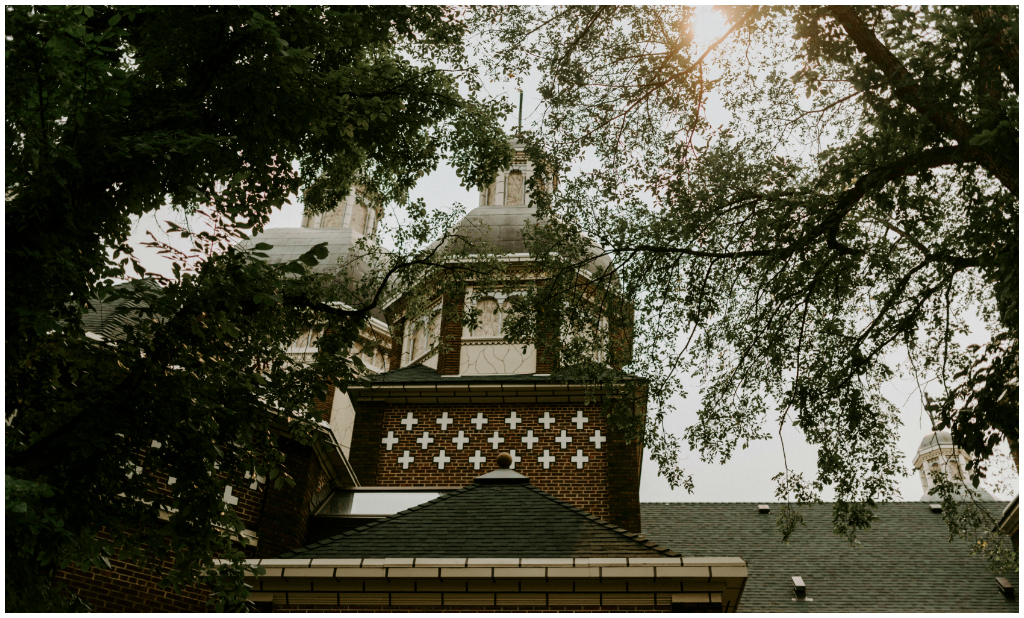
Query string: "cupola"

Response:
xmin=913 ymin=430 xmax=994 ymax=502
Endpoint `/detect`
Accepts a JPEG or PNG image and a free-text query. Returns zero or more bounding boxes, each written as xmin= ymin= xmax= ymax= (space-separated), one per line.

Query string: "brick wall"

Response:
xmin=59 ymin=435 xmax=327 ymax=611
xmin=350 ymin=402 xmax=640 ymax=529
xmin=605 ymin=424 xmax=643 ymax=532
xmin=350 ymin=402 xmax=386 ymax=485
xmin=58 ymin=554 xmax=211 ymax=612
xmin=253 ymin=439 xmax=323 ymax=558
xmin=314 ymin=383 xmax=336 ymax=423
xmin=56 ymin=528 xmax=210 ymax=612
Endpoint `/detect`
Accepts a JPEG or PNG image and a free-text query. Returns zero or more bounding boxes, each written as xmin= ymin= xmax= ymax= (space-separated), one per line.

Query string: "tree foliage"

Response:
xmin=5 ymin=5 xmax=510 ymax=610
xmin=475 ymin=5 xmax=1017 ymax=555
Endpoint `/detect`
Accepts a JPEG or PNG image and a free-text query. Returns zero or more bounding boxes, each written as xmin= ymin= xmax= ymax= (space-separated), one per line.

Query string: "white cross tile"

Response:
xmin=433 ymin=449 xmax=451 ymax=470
xmin=505 ymin=411 xmax=522 ymax=430
xmin=471 ymin=412 xmax=489 ymax=430
xmin=555 ymin=429 xmax=573 ymax=449
xmin=452 ymin=430 xmax=470 ymax=450
xmin=521 ymin=429 xmax=539 ymax=450
xmin=538 ymin=449 xmax=556 ymax=469
xmin=382 ymin=430 xmax=399 ymax=451
xmin=589 ymin=429 xmax=607 ymax=450
xmin=539 ymin=411 xmax=556 ymax=430
xmin=401 ymin=412 xmax=419 ymax=431
xmin=244 ymin=470 xmax=265 ymax=490
xmin=416 ymin=431 xmax=435 ymax=450
xmin=469 ymin=449 xmax=487 ymax=470
xmin=487 ymin=431 xmax=505 ymax=450
xmin=435 ymin=412 xmax=454 ymax=431
xmin=571 ymin=410 xmax=589 ymax=430
xmin=570 ymin=449 xmax=589 ymax=469
xmin=509 ymin=449 xmax=522 ymax=469
xmin=223 ymin=485 xmax=239 ymax=506
xmin=398 ymin=450 xmax=415 ymax=470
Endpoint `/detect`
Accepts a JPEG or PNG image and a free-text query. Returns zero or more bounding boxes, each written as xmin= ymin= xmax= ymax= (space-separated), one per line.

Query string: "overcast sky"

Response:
xmin=126 ymin=8 xmax=1015 ymax=503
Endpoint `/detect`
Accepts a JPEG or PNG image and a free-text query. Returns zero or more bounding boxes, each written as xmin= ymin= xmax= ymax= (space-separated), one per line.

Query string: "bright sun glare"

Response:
xmin=690 ymin=5 xmax=730 ymax=50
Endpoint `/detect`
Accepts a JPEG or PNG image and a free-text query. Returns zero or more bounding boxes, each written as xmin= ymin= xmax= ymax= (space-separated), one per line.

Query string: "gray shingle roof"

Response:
xmin=238 ymin=227 xmax=363 ymax=275
xmin=447 ymin=201 xmax=613 ymax=277
xmin=80 ymin=280 xmax=159 ymax=341
xmin=281 ymin=476 xmax=676 ymax=559
xmin=641 ymin=502 xmax=1019 ymax=612
xmin=237 ymin=227 xmax=385 ymax=319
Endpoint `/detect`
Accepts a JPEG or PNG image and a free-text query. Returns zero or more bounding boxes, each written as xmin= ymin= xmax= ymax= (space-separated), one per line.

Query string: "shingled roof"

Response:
xmin=641 ymin=502 xmax=1019 ymax=613
xmin=80 ymin=279 xmax=159 ymax=341
xmin=281 ymin=470 xmax=676 ymax=559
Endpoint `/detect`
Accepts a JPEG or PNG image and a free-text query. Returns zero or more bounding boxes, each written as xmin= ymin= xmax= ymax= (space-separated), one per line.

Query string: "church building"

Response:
xmin=67 ymin=143 xmax=1018 ymax=612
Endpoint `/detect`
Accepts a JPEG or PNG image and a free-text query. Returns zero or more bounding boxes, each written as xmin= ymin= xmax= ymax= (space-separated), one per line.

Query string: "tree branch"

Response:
xmin=827 ymin=6 xmax=1018 ymax=196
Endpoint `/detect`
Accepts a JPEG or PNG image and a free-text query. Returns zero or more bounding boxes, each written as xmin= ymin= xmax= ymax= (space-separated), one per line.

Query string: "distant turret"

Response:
xmin=301 ymin=186 xmax=381 ymax=238
xmin=913 ymin=430 xmax=994 ymax=502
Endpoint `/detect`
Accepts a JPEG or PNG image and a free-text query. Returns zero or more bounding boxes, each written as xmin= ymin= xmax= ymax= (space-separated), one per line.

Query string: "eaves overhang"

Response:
xmin=267 ymin=415 xmax=359 ymax=488
xmin=223 ymin=556 xmax=747 ymax=611
xmin=997 ymin=495 xmax=1019 ymax=539
xmin=348 ymin=379 xmax=641 ymax=406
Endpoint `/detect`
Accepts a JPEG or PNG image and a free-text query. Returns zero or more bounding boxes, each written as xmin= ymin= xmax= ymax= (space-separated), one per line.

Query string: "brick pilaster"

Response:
xmin=254 ymin=440 xmax=321 ymax=557
xmin=606 ymin=419 xmax=643 ymax=533
xmin=437 ymin=291 xmax=464 ymax=375
xmin=388 ymin=319 xmax=405 ymax=371
xmin=349 ymin=402 xmax=386 ymax=485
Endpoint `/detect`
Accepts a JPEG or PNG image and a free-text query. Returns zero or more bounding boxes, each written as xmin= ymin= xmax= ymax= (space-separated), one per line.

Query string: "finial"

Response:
xmin=496 ymin=452 xmax=513 ymax=469
xmin=518 ymin=89 xmax=523 ymax=131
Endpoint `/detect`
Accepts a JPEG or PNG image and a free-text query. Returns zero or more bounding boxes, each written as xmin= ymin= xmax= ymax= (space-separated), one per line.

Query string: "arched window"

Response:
xmin=476 ymin=298 xmax=502 ymax=337
xmin=506 ymin=171 xmax=524 ymax=205
xmin=410 ymin=322 xmax=425 ymax=360
xmin=351 ymin=201 xmax=368 ymax=235
xmin=948 ymin=459 xmax=962 ymax=480
xmin=428 ymin=310 xmax=442 ymax=343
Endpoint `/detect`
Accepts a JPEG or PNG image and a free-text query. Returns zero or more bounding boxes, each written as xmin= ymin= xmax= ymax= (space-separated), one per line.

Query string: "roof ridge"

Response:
xmin=523 ymin=484 xmax=679 ymax=557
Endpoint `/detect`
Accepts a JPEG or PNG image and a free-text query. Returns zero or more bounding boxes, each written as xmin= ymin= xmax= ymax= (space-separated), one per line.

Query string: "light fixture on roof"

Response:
xmin=758 ymin=504 xmax=770 ymax=514
xmin=996 ymin=577 xmax=1014 ymax=599
xmin=929 ymin=503 xmax=942 ymax=513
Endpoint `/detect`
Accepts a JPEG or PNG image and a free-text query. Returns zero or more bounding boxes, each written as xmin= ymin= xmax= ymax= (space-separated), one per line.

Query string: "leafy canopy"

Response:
xmin=474 ymin=5 xmax=1017 ymax=564
xmin=5 ymin=5 xmax=511 ymax=610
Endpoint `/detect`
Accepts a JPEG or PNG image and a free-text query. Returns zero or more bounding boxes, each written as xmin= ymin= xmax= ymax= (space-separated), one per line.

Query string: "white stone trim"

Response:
xmin=227 ymin=556 xmax=747 ymax=582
